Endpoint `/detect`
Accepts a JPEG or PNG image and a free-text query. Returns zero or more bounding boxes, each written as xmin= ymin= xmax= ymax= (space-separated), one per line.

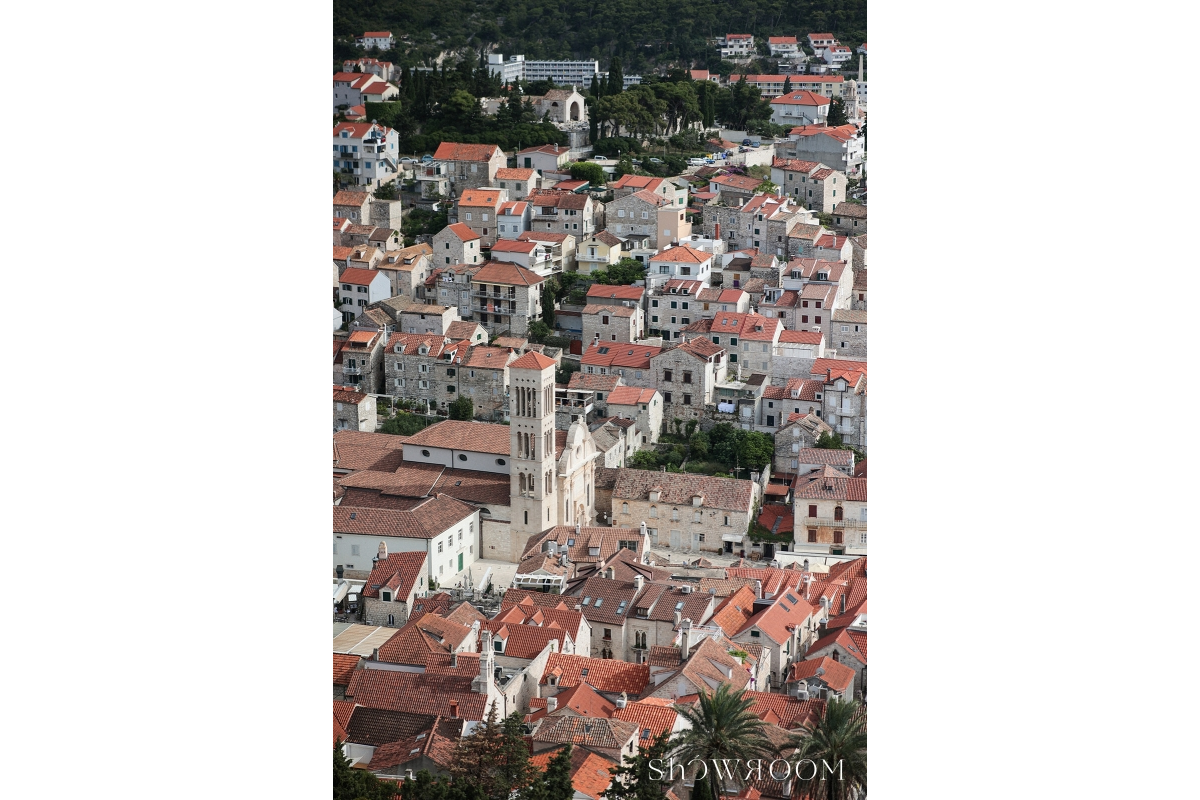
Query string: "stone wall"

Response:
xmin=370 ymin=198 xmax=403 ymax=230
xmin=831 ymin=320 xmax=867 ymax=360
xmin=363 ymin=597 xmax=409 ymax=627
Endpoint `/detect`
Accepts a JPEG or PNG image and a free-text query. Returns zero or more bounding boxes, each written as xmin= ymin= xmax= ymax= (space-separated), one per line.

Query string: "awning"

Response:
xmin=722 ymin=533 xmax=744 ymax=543
xmin=333 ymin=582 xmax=350 ymax=604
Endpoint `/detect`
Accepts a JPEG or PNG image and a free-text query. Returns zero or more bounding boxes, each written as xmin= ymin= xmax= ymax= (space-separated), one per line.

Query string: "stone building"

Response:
xmin=771 ymin=158 xmax=845 ymax=213
xmin=360 ymin=550 xmax=429 ymax=627
xmin=830 ymin=309 xmax=867 ymax=359
xmin=335 ymin=385 xmax=377 ymax=432
xmin=831 ymin=202 xmax=867 ymax=235
xmin=495 ymin=168 xmax=538 ymax=201
xmin=812 ymin=358 xmax=867 ymax=452
xmin=373 ymin=243 xmax=433 ymax=301
xmin=701 ymin=193 xmax=814 ymax=258
xmin=455 ymin=187 xmax=508 ymax=248
xmin=421 ymin=261 xmax=479 ymax=311
xmin=648 ymin=338 xmax=728 ymax=423
xmin=526 ymin=189 xmax=599 ymax=241
xmin=457 ymin=346 xmax=518 ymax=414
xmin=382 ymin=332 xmax=470 ymax=410
xmin=431 ymin=222 xmax=483 ymax=268
xmin=431 ymin=142 xmax=507 ymax=191
xmin=791 ymin=465 xmax=868 ymax=557
xmin=581 ymin=303 xmax=640 ymax=346
xmin=518 ymin=231 xmax=577 ymax=272
xmin=603 ymin=386 xmax=662 ymax=450
xmin=469 ymin=261 xmax=547 ymax=336
xmin=611 ymin=470 xmax=757 ymax=555
xmin=334 ymin=329 xmax=386 ymax=394
xmin=606 ymin=190 xmax=672 ymax=245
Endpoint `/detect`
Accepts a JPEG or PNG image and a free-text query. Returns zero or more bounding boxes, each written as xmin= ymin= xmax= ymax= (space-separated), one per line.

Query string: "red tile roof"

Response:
xmin=605 ymin=386 xmax=657 ymax=406
xmin=490 ymin=238 xmax=538 ymax=253
xmin=361 ymin=551 xmax=428 ymax=600
xmin=433 ymin=142 xmax=501 ymax=162
xmin=806 ymin=628 xmax=867 ymax=665
xmin=403 ymin=419 xmax=512 ymax=455
xmin=549 ymin=681 xmax=617 ymax=717
xmin=496 ymin=167 xmax=536 ymax=180
xmin=345 ymin=669 xmax=490 ymax=719
xmin=332 ymin=495 xmax=477 ymax=539
xmin=339 ymin=267 xmax=381 ymax=286
xmin=779 ymin=330 xmax=824 ymax=345
xmin=612 ymin=702 xmax=678 ymax=748
xmin=510 ymin=351 xmax=557 ymax=371
xmin=742 ymin=691 xmax=826 ymax=730
xmin=771 ymin=90 xmax=831 ymax=106
xmin=333 ymin=190 xmax=371 ymax=206
xmin=787 ymin=656 xmax=855 ymax=693
xmin=708 ymin=586 xmax=759 ymax=639
xmin=611 ymin=470 xmax=753 ymax=512
xmin=587 ymin=284 xmax=644 ymax=302
xmin=542 ymin=653 xmax=650 ymax=695
xmin=334 ymin=654 xmax=362 ymax=685
xmin=472 ymin=260 xmax=546 ymax=286
xmin=444 ymin=222 xmax=481 ymax=241
xmin=458 ymin=188 xmax=503 ymax=207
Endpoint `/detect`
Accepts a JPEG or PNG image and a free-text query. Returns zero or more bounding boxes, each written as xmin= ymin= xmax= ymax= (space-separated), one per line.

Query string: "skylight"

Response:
xmin=675 ymin=601 xmax=685 ymax=611
xmin=582 ymin=597 xmax=592 ymax=606
xmin=593 ymin=598 xmax=603 ymax=608
xmin=616 ymin=601 xmax=627 ymax=615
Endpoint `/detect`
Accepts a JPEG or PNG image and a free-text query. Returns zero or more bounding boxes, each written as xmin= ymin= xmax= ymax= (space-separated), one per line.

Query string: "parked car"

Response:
xmin=421 ymin=154 xmax=433 ymax=163
xmin=649 ymin=157 xmax=663 ymax=164
xmin=399 ymin=156 xmax=416 ymax=164
xmin=687 ymin=157 xmax=707 ymax=166
xmin=742 ymin=138 xmax=753 ymax=146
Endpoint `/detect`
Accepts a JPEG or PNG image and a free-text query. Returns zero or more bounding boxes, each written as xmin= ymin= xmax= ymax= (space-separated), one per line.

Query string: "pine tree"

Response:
xmin=827 ymin=96 xmax=848 ymax=126
xmin=590 ymin=73 xmax=602 ymax=98
xmin=782 ymin=75 xmax=792 ymax=94
xmin=523 ymin=744 xmax=574 ymax=800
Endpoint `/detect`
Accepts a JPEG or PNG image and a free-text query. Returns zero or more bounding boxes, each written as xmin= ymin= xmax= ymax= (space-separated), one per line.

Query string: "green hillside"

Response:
xmin=333 ymin=0 xmax=867 ymax=72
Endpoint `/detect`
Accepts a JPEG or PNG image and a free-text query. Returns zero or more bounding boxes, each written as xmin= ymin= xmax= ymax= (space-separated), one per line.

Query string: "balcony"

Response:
xmin=342 ymin=364 xmax=363 ymax=375
xmin=471 ymin=290 xmax=516 ymax=301
xmin=800 ymin=516 xmax=864 ymax=529
xmin=836 ymin=423 xmax=856 ymax=435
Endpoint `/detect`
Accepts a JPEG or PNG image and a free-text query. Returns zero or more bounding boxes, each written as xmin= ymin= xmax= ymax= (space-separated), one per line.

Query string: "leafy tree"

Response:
xmin=569 ymin=161 xmax=607 ymax=186
xmin=628 ymin=451 xmax=660 ymax=470
xmin=448 ymin=395 xmax=474 ymax=420
xmin=589 ymin=258 xmax=647 ymax=286
xmin=826 ymin=96 xmax=848 ymax=127
xmin=526 ymin=319 xmax=553 ymax=342
xmin=670 ymin=684 xmax=775 ymax=799
xmin=373 ymin=180 xmax=401 ymax=200
xmin=788 ymin=698 xmax=868 ymax=800
xmin=684 ymin=419 xmax=698 ymax=437
xmin=755 ymin=179 xmax=779 ymax=194
xmin=381 ymin=412 xmax=429 ymax=435
xmin=688 ymin=431 xmax=709 ymax=460
xmin=523 ymin=744 xmax=574 ymax=800
xmin=814 ymin=431 xmax=845 ymax=450
xmin=335 ymin=741 xmax=400 ymax=800
xmin=601 ymin=731 xmax=672 ymax=800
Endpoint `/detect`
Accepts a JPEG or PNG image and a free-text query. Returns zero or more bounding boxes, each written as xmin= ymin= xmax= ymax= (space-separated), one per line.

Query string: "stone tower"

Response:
xmin=508 ymin=351 xmax=559 ymax=540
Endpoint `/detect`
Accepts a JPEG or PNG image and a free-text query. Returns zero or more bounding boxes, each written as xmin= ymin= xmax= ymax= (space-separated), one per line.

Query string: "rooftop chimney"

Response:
xmin=336 ymin=565 xmax=345 ymax=581
xmin=681 ymin=618 xmax=694 ymax=655
xmin=633 ymin=574 xmax=644 ymax=593
xmin=546 ymin=695 xmax=558 ymax=712
xmin=754 ymin=579 xmax=763 ymax=599
xmin=449 ymin=700 xmax=459 ymax=718
xmin=840 ymin=593 xmax=846 ymax=615
xmin=616 ymin=691 xmax=628 ymax=709
xmin=674 ymin=610 xmax=682 ymax=626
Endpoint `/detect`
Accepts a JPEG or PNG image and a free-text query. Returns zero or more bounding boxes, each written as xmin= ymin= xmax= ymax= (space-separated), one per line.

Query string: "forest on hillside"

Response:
xmin=333 ymin=0 xmax=867 ymax=72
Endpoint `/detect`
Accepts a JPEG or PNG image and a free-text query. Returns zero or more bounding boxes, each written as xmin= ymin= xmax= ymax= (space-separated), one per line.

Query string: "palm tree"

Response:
xmin=789 ymin=698 xmax=867 ymax=800
xmin=671 ymin=684 xmax=776 ymax=799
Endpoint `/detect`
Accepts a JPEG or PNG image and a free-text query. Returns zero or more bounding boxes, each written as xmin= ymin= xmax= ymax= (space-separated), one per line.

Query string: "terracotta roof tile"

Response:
xmin=361 ymin=551 xmax=428 ymax=599
xmin=542 ymin=653 xmax=650 ymax=695
xmin=458 ymin=188 xmax=504 ymax=207
xmin=612 ymin=702 xmax=678 ymax=748
xmin=534 ymin=715 xmax=639 ymax=751
xmin=495 ymin=167 xmax=535 ymax=180
xmin=806 ymin=628 xmax=867 ymax=665
xmin=433 ymin=142 xmax=501 ymax=162
xmin=510 ymin=350 xmax=557 ymax=370
xmin=333 ymin=190 xmax=371 ymax=206
xmin=332 ymin=495 xmax=477 ymax=540
xmin=345 ymin=669 xmax=490 ymax=719
xmin=472 ymin=260 xmax=546 ymax=286
xmin=344 ymin=707 xmax=439 ymax=746
xmin=787 ymin=656 xmax=855 ymax=693
xmin=444 ymin=222 xmax=481 ymax=241
xmin=605 ymin=386 xmax=657 ymax=406
xmin=402 ymin=419 xmax=512 ymax=455
xmin=611 ymin=470 xmax=753 ymax=512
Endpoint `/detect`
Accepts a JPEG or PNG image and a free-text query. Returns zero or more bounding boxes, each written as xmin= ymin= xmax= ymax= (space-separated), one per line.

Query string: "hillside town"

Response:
xmin=333 ymin=23 xmax=867 ymax=800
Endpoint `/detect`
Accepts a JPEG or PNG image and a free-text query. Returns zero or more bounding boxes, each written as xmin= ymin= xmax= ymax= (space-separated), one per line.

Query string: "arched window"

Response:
xmin=649 ymin=506 xmax=658 ymax=518
xmin=622 ymin=502 xmax=629 ymax=515
xmin=672 ymin=508 xmax=680 ymax=521
xmin=834 ymin=506 xmax=844 ymax=521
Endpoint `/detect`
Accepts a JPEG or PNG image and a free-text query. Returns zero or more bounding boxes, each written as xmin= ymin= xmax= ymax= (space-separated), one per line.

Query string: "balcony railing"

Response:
xmin=342 ymin=365 xmax=363 ymax=375
xmin=799 ymin=516 xmax=864 ymax=529
xmin=836 ymin=423 xmax=856 ymax=434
